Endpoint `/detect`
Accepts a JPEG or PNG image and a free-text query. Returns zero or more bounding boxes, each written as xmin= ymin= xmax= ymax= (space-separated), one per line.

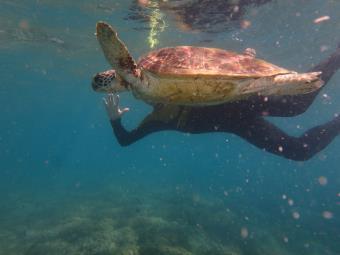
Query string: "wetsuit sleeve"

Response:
xmin=110 ymin=117 xmax=172 ymax=146
xmin=232 ymin=116 xmax=340 ymax=161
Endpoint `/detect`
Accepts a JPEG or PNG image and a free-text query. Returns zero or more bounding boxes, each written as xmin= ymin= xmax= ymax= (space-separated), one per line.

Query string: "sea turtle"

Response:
xmin=92 ymin=21 xmax=323 ymax=106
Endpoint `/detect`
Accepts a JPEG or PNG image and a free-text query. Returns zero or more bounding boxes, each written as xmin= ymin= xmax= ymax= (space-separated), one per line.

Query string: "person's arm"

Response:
xmin=103 ymin=94 xmax=173 ymax=146
xmin=110 ymin=118 xmax=169 ymax=146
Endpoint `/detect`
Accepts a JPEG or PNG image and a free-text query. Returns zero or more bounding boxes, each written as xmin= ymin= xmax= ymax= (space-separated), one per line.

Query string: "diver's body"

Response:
xmin=105 ymin=45 xmax=340 ymax=161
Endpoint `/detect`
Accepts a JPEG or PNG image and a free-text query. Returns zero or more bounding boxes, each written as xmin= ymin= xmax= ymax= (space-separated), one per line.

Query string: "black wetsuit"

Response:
xmin=110 ymin=48 xmax=340 ymax=161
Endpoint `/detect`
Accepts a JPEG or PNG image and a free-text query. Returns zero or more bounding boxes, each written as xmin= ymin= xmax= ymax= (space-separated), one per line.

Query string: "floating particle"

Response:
xmin=19 ymin=20 xmax=30 ymax=29
xmin=322 ymin=93 xmax=331 ymax=100
xmin=282 ymin=194 xmax=287 ymax=200
xmin=278 ymin=146 xmax=283 ymax=152
xmin=49 ymin=37 xmax=65 ymax=45
xmin=283 ymin=236 xmax=289 ymax=243
xmin=292 ymin=211 xmax=300 ymax=220
xmin=192 ymin=194 xmax=200 ymax=203
xmin=320 ymin=45 xmax=329 ymax=52
xmin=223 ymin=191 xmax=229 ymax=197
xmin=313 ymin=16 xmax=330 ymax=24
xmin=318 ymin=176 xmax=328 ymax=186
xmin=233 ymin=5 xmax=240 ymax=13
xmin=262 ymin=111 xmax=269 ymax=116
xmin=318 ymin=153 xmax=328 ymax=161
xmin=288 ymin=199 xmax=294 ymax=206
xmin=322 ymin=211 xmax=333 ymax=219
xmin=240 ymin=20 xmax=251 ymax=29
xmin=240 ymin=227 xmax=248 ymax=239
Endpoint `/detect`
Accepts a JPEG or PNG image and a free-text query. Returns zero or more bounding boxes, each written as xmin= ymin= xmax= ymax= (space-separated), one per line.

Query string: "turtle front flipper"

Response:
xmin=96 ymin=22 xmax=138 ymax=83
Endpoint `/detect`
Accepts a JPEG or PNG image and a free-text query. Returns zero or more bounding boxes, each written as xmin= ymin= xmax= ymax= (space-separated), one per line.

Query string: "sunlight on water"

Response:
xmin=139 ymin=0 xmax=167 ymax=49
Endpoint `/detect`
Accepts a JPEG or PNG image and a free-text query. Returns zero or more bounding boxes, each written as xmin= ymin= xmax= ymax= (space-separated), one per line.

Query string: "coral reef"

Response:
xmin=0 ymin=185 xmax=337 ymax=255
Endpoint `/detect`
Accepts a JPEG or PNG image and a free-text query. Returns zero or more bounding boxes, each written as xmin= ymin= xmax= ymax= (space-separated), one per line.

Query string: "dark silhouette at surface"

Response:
xmin=109 ymin=45 xmax=340 ymax=161
xmin=127 ymin=0 xmax=271 ymax=33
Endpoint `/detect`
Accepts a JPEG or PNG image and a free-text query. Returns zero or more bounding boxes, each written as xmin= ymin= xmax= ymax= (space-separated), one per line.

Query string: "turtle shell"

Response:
xmin=138 ymin=46 xmax=291 ymax=78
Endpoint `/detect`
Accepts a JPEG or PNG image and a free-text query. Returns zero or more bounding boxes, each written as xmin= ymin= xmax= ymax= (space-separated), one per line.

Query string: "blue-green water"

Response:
xmin=1 ymin=0 xmax=340 ymax=254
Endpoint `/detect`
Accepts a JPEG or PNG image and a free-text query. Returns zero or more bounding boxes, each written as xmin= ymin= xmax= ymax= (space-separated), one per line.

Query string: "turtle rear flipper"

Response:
xmin=238 ymin=72 xmax=324 ymax=97
xmin=96 ymin=22 xmax=138 ymax=81
xmin=271 ymin=72 xmax=324 ymax=95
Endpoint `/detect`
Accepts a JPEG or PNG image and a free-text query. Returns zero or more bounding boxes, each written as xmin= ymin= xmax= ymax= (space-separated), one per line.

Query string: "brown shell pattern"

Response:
xmin=138 ymin=46 xmax=291 ymax=78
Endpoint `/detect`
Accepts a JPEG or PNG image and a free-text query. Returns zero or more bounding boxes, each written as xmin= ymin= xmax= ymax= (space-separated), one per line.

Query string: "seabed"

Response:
xmin=0 ymin=182 xmax=336 ymax=255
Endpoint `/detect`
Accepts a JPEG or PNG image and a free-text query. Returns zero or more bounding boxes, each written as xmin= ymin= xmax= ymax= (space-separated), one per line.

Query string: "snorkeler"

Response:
xmin=103 ymin=44 xmax=340 ymax=161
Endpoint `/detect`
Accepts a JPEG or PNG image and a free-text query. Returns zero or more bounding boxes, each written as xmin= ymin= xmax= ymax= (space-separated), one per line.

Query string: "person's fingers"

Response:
xmin=113 ymin=94 xmax=119 ymax=103
xmin=108 ymin=93 xmax=114 ymax=104
xmin=121 ymin=107 xmax=130 ymax=113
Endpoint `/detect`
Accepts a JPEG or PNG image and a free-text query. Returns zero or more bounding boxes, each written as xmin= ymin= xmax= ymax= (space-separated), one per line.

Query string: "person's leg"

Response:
xmin=265 ymin=44 xmax=340 ymax=117
xmin=232 ymin=116 xmax=340 ymax=161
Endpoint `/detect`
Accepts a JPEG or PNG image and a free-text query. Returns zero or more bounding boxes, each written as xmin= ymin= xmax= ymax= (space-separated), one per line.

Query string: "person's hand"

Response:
xmin=103 ymin=93 xmax=130 ymax=121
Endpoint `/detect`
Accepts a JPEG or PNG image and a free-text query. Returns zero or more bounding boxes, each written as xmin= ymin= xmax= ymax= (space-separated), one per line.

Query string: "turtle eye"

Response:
xmin=92 ymin=73 xmax=106 ymax=91
xmin=93 ymin=73 xmax=106 ymax=87
xmin=94 ymin=75 xmax=103 ymax=85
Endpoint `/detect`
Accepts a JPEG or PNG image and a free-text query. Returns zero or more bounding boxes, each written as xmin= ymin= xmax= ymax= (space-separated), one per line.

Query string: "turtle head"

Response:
xmin=91 ymin=69 xmax=128 ymax=93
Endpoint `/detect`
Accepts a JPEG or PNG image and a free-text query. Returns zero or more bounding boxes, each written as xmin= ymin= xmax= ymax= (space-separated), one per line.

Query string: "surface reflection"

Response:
xmin=127 ymin=0 xmax=271 ymax=33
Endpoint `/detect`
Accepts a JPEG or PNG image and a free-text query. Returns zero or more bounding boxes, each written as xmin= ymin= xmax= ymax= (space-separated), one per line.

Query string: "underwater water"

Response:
xmin=1 ymin=0 xmax=340 ymax=254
